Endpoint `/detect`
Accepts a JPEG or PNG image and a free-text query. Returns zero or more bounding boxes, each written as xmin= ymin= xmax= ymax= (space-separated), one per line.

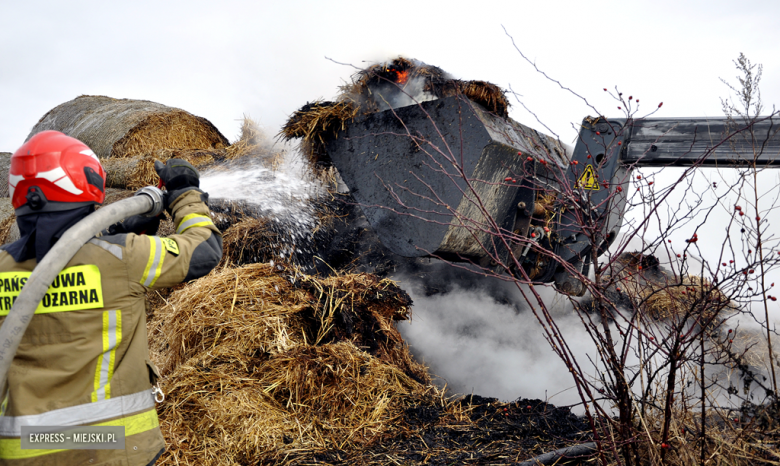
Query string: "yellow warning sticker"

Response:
xmin=576 ymin=164 xmax=600 ymax=190
xmin=161 ymin=238 xmax=180 ymax=256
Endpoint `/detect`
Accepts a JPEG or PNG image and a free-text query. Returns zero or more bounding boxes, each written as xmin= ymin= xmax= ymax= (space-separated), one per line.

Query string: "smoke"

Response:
xmin=371 ymin=76 xmax=438 ymax=112
xmin=394 ymin=265 xmax=604 ymax=407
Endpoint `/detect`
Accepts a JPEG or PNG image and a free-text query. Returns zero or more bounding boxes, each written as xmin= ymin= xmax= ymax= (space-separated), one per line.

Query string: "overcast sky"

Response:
xmin=1 ymin=0 xmax=778 ymax=151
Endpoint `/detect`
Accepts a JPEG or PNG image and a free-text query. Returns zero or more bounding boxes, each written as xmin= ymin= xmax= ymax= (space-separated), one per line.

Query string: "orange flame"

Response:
xmin=395 ymin=70 xmax=409 ymax=84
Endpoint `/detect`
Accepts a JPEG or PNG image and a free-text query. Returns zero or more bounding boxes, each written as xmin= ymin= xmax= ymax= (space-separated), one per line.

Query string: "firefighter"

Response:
xmin=0 ymin=130 xmax=223 ymax=465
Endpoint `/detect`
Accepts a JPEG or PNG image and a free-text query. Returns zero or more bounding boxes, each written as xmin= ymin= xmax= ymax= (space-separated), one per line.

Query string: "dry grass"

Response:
xmin=630 ymin=401 xmax=780 ymax=466
xmin=148 ymin=263 xmax=433 ymax=464
xmin=224 ymin=116 xmax=286 ymax=169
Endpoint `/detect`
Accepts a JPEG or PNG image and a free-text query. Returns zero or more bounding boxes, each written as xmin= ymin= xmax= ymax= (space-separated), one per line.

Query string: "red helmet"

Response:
xmin=10 ymin=131 xmax=106 ymax=215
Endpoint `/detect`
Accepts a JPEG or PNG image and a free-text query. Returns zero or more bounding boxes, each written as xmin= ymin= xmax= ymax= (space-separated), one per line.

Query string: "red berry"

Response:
xmin=636 ymin=99 xmax=639 ymax=102
xmin=723 ymin=263 xmax=727 ymax=266
xmin=771 ymin=296 xmax=777 ymax=301
xmin=637 ymin=175 xmax=642 ymax=180
xmin=572 ymin=161 xmax=579 ymax=165
xmin=681 ymin=291 xmax=686 ymax=295
xmin=735 ymin=206 xmax=742 ymax=211
xmin=677 ymin=254 xmax=681 ymax=258
xmin=603 ymin=88 xmax=607 ymax=91
xmin=543 ymin=227 xmax=550 ymax=233
xmin=531 ymin=232 xmax=536 ymax=238
xmin=637 ymin=265 xmax=642 ymax=270
xmin=756 ymin=216 xmax=761 ymax=221
xmin=616 ymin=186 xmax=622 ymax=192
xmin=728 ymin=329 xmax=732 ymax=333
xmin=730 ymin=260 xmax=734 ymax=263
xmin=730 ymin=340 xmax=733 ymax=344
xmin=526 ymin=405 xmax=532 ymax=409
xmin=739 ymin=212 xmax=744 ymax=216
xmin=618 ymin=141 xmax=622 ymax=145
xmin=750 ymin=269 xmax=755 ymax=274
xmin=649 ymin=337 xmax=654 ymax=341
xmin=658 ymin=102 xmax=663 ymax=108
xmin=504 ymin=177 xmax=512 ymax=181
xmin=587 ymin=154 xmax=591 ymax=158
xmin=648 ymin=181 xmax=653 ymax=185
xmin=596 ymin=131 xmax=601 ymax=135
xmin=527 ymin=156 xmax=533 ymax=162
xmin=618 ymin=106 xmax=622 ymax=110
xmin=616 ymin=287 xmax=621 ymax=292
xmin=629 ymin=96 xmax=633 ymax=100
xmin=518 ymin=151 xmax=523 ymax=156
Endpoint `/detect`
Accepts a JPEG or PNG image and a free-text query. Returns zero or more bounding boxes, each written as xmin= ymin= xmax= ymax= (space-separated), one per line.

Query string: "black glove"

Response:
xmin=105 ymin=214 xmax=161 ymax=236
xmin=154 ymin=159 xmax=200 ymax=191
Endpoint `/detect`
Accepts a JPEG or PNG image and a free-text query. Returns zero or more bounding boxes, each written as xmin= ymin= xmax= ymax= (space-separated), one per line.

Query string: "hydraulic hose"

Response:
xmin=0 ymin=186 xmax=164 ymax=391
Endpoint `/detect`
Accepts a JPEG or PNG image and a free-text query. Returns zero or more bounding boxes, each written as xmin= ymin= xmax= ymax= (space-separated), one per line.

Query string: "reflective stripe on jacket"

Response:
xmin=0 ymin=189 xmax=222 ymax=465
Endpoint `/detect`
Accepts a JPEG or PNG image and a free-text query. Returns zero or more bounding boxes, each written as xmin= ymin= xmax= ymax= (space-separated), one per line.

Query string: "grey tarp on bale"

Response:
xmin=26 ymin=95 xmax=229 ymax=159
xmin=0 ymin=198 xmax=18 ymax=245
xmin=0 ymin=153 xmax=10 ymax=197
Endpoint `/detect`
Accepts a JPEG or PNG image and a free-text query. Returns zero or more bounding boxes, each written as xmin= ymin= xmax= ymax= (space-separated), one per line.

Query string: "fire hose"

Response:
xmin=514 ymin=442 xmax=598 ymax=466
xmin=0 ymin=186 xmax=164 ymax=392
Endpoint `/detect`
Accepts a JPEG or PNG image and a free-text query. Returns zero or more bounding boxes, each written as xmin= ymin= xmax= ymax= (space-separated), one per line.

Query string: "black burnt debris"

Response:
xmin=303 ymin=396 xmax=592 ymax=465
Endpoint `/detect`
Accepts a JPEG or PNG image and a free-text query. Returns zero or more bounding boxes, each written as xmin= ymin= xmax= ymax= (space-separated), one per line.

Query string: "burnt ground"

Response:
xmin=289 ymin=396 xmax=592 ymax=466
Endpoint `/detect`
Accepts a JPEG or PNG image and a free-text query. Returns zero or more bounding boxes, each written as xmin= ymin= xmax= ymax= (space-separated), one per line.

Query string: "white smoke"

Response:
xmin=395 ymin=271 xmax=605 ymax=407
xmin=373 ymin=76 xmax=438 ymax=112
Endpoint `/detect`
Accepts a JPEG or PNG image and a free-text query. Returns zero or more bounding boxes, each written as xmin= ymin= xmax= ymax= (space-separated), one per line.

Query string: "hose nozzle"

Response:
xmin=134 ymin=186 xmax=165 ymax=217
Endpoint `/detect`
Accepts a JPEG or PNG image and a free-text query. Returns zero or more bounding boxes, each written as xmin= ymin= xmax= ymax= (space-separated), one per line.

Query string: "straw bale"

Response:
xmin=608 ymin=253 xmax=736 ymax=323
xmin=0 ymin=153 xmax=10 ymax=197
xmin=0 ymin=198 xmax=16 ymax=245
xmin=101 ymin=148 xmax=219 ymax=190
xmin=27 ymin=95 xmax=229 ymax=160
xmin=148 ymin=263 xmax=432 ymax=464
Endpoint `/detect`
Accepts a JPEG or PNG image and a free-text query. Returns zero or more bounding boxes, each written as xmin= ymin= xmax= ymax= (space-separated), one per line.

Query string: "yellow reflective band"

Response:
xmin=160 ymin=237 xmax=180 ymax=255
xmin=0 ymin=409 xmax=159 ymax=459
xmin=92 ymin=310 xmax=122 ymax=402
xmin=176 ymin=213 xmax=214 ymax=234
xmin=140 ymin=237 xmax=166 ymax=287
xmin=0 ymin=265 xmax=103 ymax=316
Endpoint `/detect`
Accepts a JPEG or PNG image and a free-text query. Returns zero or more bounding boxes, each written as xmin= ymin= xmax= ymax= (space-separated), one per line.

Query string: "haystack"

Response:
xmin=28 ymin=95 xmax=229 ymax=160
xmin=609 ymin=252 xmax=735 ymax=322
xmin=147 ymin=263 xmax=432 ymax=464
xmin=280 ymin=56 xmax=510 ymax=171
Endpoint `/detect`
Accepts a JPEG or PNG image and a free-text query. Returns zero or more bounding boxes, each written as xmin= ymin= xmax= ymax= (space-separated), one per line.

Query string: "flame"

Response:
xmin=395 ymin=69 xmax=409 ymax=84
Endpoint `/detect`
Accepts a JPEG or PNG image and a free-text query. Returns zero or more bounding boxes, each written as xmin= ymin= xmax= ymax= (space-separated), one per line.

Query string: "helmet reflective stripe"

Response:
xmin=9 ymin=167 xmax=84 ymax=199
xmin=79 ymin=149 xmax=99 ymax=161
xmin=7 ymin=174 xmax=23 ymax=200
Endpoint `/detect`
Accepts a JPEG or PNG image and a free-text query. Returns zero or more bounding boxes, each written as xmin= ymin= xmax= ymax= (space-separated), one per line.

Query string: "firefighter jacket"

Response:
xmin=0 ymin=189 xmax=222 ymax=465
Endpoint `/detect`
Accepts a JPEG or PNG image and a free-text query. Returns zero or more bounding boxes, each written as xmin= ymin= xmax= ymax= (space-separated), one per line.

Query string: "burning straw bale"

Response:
xmin=280 ymin=56 xmax=510 ymax=172
xmin=147 ymin=263 xmax=432 ymax=464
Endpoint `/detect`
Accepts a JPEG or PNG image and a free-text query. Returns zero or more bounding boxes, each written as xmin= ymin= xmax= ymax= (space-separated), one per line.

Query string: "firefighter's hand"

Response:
xmin=105 ymin=215 xmax=161 ymax=236
xmin=154 ymin=159 xmax=200 ymax=191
